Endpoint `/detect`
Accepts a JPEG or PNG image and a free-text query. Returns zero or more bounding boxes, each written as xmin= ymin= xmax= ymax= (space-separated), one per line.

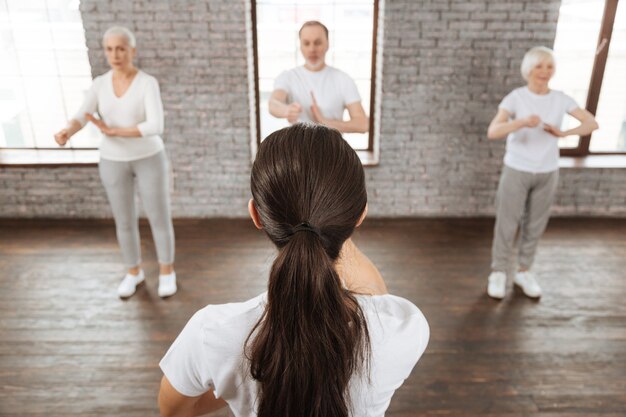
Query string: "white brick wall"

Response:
xmin=0 ymin=0 xmax=624 ymax=218
xmin=367 ymin=0 xmax=626 ymax=217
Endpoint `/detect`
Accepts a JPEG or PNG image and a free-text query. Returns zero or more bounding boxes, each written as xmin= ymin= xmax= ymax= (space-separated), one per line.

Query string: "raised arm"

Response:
xmin=311 ymin=99 xmax=369 ymax=134
xmin=487 ymin=108 xmax=539 ymax=140
xmin=158 ymin=376 xmax=227 ymax=417
xmin=82 ymin=113 xmax=140 ymax=137
xmin=543 ymin=107 xmax=599 ymax=138
xmin=54 ymin=119 xmax=83 ymax=147
xmin=269 ymin=89 xmax=302 ymax=123
xmin=336 ymin=238 xmax=388 ymax=296
xmin=54 ymin=80 xmax=98 ymax=146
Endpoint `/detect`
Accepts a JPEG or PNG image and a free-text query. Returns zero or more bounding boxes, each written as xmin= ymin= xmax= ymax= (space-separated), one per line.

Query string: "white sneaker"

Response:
xmin=514 ymin=270 xmax=542 ymax=298
xmin=158 ymin=272 xmax=177 ymax=298
xmin=117 ymin=270 xmax=145 ymax=298
xmin=487 ymin=271 xmax=506 ymax=299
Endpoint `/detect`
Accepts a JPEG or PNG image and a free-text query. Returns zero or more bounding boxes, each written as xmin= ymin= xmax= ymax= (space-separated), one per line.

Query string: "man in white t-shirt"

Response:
xmin=268 ymin=21 xmax=369 ymax=133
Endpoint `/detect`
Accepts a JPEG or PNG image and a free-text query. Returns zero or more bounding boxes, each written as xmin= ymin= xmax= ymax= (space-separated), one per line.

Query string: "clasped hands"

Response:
xmin=523 ymin=115 xmax=566 ymax=137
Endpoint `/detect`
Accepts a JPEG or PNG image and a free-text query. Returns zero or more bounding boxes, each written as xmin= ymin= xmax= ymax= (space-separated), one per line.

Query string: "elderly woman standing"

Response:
xmin=486 ymin=46 xmax=598 ymax=300
xmin=54 ymin=26 xmax=177 ymax=299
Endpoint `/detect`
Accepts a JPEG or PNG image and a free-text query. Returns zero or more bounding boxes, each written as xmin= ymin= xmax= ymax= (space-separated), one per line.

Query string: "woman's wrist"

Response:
xmin=65 ymin=120 xmax=80 ymax=136
xmin=513 ymin=118 xmax=527 ymax=129
xmin=282 ymin=103 xmax=292 ymax=119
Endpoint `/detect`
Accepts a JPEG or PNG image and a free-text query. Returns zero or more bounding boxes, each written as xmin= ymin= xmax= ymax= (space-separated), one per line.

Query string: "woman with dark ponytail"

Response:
xmin=158 ymin=124 xmax=429 ymax=417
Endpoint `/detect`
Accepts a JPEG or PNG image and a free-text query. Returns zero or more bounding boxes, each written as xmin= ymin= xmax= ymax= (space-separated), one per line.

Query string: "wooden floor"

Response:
xmin=1 ymin=218 xmax=625 ymax=417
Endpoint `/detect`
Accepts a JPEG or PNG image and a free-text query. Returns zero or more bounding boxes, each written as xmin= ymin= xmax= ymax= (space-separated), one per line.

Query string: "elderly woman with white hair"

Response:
xmin=54 ymin=26 xmax=177 ymax=299
xmin=485 ymin=46 xmax=598 ymax=300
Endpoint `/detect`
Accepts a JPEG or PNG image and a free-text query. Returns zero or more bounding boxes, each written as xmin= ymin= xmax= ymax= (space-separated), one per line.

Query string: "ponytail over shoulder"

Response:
xmin=247 ymin=123 xmax=370 ymax=417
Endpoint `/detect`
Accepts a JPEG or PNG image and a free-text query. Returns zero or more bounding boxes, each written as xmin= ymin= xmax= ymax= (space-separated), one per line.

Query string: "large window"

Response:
xmin=0 ymin=0 xmax=98 ymax=150
xmin=251 ymin=0 xmax=379 ymax=156
xmin=552 ymin=0 xmax=626 ymax=155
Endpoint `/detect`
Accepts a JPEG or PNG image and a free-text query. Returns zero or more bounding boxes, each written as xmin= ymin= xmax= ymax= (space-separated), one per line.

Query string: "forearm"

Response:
xmin=351 ymin=242 xmax=387 ymax=295
xmin=563 ymin=119 xmax=599 ymax=137
xmin=322 ymin=116 xmax=369 ymax=134
xmin=269 ymin=99 xmax=289 ymax=118
xmin=337 ymin=239 xmax=387 ymax=295
xmin=66 ymin=119 xmax=83 ymax=137
xmin=109 ymin=127 xmax=143 ymax=137
xmin=487 ymin=119 xmax=526 ymax=140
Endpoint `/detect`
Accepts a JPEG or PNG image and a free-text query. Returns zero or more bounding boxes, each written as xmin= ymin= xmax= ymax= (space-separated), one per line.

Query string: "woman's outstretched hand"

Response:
xmin=85 ymin=113 xmax=117 ymax=136
xmin=310 ymin=92 xmax=328 ymax=125
xmin=54 ymin=129 xmax=70 ymax=146
xmin=543 ymin=123 xmax=565 ymax=137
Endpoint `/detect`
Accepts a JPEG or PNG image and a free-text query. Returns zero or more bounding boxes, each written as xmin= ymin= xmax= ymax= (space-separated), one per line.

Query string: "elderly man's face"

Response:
xmin=299 ymin=25 xmax=329 ymax=70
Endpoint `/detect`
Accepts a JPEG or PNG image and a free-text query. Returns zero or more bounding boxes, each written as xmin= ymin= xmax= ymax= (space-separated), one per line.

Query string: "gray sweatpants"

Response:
xmin=491 ymin=165 xmax=559 ymax=272
xmin=99 ymin=150 xmax=175 ymax=268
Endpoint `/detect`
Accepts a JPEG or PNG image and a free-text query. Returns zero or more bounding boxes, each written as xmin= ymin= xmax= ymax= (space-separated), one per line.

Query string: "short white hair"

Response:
xmin=520 ymin=46 xmax=555 ymax=81
xmin=102 ymin=26 xmax=136 ymax=48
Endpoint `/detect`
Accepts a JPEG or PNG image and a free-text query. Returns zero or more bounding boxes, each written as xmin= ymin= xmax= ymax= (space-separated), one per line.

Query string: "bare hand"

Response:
xmin=310 ymin=92 xmax=326 ymax=124
xmin=524 ymin=115 xmax=541 ymax=128
xmin=54 ymin=129 xmax=70 ymax=147
xmin=543 ymin=123 xmax=565 ymax=137
xmin=286 ymin=103 xmax=302 ymax=124
xmin=85 ymin=113 xmax=116 ymax=136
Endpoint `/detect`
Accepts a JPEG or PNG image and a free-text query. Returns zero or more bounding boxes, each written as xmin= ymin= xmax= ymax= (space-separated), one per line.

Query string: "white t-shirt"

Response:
xmin=498 ymin=86 xmax=579 ymax=173
xmin=160 ymin=292 xmax=429 ymax=417
xmin=274 ymin=66 xmax=362 ymax=123
xmin=72 ymin=70 xmax=165 ymax=162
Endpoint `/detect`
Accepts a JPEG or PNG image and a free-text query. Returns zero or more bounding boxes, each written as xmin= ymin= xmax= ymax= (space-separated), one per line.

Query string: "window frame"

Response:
xmin=250 ymin=0 xmax=380 ymax=160
xmin=561 ymin=0 xmax=626 ymax=157
xmin=0 ymin=0 xmax=98 ymax=166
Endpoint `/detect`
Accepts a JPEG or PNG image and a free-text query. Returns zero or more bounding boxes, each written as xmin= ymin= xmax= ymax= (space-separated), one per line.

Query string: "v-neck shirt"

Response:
xmin=72 ymin=70 xmax=165 ymax=161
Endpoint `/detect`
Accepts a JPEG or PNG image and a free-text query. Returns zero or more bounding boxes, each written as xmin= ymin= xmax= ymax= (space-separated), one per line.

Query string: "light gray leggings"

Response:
xmin=99 ymin=150 xmax=175 ymax=268
xmin=491 ymin=165 xmax=559 ymax=272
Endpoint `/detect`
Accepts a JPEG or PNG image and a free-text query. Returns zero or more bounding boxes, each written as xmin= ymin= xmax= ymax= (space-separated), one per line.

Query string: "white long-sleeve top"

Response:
xmin=72 ymin=70 xmax=165 ymax=161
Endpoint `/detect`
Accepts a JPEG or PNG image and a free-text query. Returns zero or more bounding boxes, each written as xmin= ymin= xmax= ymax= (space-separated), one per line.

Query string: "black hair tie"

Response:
xmin=291 ymin=222 xmax=322 ymax=238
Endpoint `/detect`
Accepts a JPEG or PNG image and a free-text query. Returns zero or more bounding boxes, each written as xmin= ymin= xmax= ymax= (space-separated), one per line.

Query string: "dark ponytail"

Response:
xmin=247 ymin=123 xmax=370 ymax=417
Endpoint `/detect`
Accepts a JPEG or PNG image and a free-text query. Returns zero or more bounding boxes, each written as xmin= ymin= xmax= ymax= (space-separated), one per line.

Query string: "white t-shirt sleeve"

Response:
xmin=71 ymin=77 xmax=100 ymax=127
xmin=498 ymin=90 xmax=517 ymax=117
xmin=137 ymin=76 xmax=164 ymax=137
xmin=273 ymin=70 xmax=291 ymax=95
xmin=563 ymin=93 xmax=580 ymax=114
xmin=390 ymin=304 xmax=429 ymax=381
xmin=367 ymin=295 xmax=430 ymax=387
xmin=159 ymin=310 xmax=214 ymax=397
xmin=341 ymin=73 xmax=362 ymax=106
xmin=406 ymin=308 xmax=429 ymax=372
